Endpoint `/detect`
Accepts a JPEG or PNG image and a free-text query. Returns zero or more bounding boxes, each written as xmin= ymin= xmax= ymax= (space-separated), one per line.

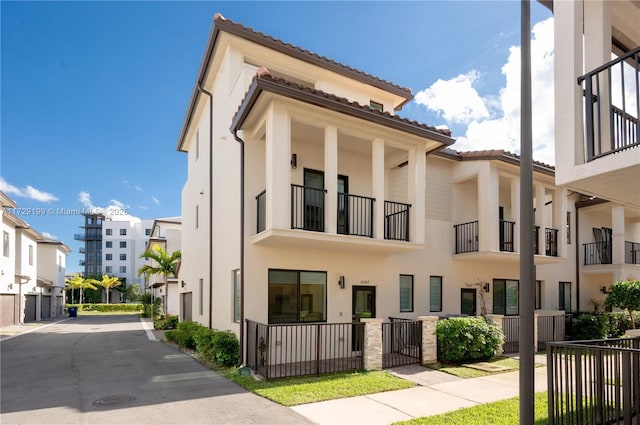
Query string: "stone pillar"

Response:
xmin=418 ymin=316 xmax=438 ymax=365
xmin=362 ymin=318 xmax=383 ymax=371
xmin=486 ymin=314 xmax=505 ymax=355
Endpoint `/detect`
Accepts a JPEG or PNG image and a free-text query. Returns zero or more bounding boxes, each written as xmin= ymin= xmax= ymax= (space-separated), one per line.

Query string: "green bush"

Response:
xmin=210 ymin=331 xmax=239 ymax=366
xmin=437 ymin=317 xmax=504 ymax=363
xmin=153 ymin=315 xmax=178 ymax=330
xmin=170 ymin=322 xmax=239 ymax=366
xmin=65 ymin=303 xmax=143 ymax=313
xmin=165 ymin=330 xmax=195 ymax=349
xmin=572 ymin=313 xmax=608 ymax=340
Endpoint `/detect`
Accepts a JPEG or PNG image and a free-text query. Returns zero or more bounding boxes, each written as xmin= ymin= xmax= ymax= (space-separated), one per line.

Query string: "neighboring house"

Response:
xmin=176 ymin=15 xmax=604 ymax=365
xmin=144 ymin=217 xmax=182 ymax=317
xmin=0 ymin=191 xmax=71 ymax=325
xmin=551 ymin=0 xmax=640 ymax=309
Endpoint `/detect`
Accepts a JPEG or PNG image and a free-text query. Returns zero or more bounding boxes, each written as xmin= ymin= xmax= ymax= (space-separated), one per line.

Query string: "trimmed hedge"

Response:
xmin=571 ymin=311 xmax=640 ymax=340
xmin=437 ymin=317 xmax=504 ymax=364
xmin=65 ymin=303 xmax=143 ymax=313
xmin=165 ymin=321 xmax=239 ymax=366
xmin=154 ymin=315 xmax=178 ymax=330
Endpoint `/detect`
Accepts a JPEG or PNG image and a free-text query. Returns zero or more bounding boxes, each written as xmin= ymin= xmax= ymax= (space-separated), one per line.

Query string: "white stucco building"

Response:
xmin=144 ymin=217 xmax=181 ymax=317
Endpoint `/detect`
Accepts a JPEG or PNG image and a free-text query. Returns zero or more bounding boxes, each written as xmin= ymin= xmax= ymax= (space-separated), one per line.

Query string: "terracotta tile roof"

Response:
xmin=231 ymin=70 xmax=454 ymax=143
xmin=437 ymin=148 xmax=555 ymax=175
xmin=213 ymin=14 xmax=413 ymax=100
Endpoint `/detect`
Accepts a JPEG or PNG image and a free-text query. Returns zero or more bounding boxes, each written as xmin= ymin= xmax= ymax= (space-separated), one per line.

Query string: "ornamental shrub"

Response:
xmin=65 ymin=303 xmax=143 ymax=313
xmin=571 ymin=313 xmax=608 ymax=340
xmin=192 ymin=327 xmax=239 ymax=366
xmin=436 ymin=317 xmax=504 ymax=363
xmin=153 ymin=315 xmax=178 ymax=330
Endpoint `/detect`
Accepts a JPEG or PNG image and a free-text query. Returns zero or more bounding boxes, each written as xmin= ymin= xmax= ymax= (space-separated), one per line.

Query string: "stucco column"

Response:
xmin=611 ymin=205 xmax=625 ymax=265
xmin=486 ymin=314 xmax=505 ymax=355
xmin=324 ymin=126 xmax=338 ymax=234
xmin=372 ymin=139 xmax=385 ymax=240
xmin=408 ymin=146 xmax=426 ymax=244
xmin=362 ymin=318 xmax=383 ymax=371
xmin=418 ymin=316 xmax=438 ymax=365
xmin=535 ymin=183 xmax=546 ymax=255
xmin=511 ymin=177 xmax=520 ymax=253
xmin=265 ymin=103 xmax=290 ymax=230
xmin=478 ymin=164 xmax=499 ymax=252
xmin=554 ymin=188 xmax=568 ymax=258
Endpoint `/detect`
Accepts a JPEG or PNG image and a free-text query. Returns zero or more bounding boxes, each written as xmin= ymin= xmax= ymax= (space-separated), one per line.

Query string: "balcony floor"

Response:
xmin=453 ymin=250 xmax=566 ymax=265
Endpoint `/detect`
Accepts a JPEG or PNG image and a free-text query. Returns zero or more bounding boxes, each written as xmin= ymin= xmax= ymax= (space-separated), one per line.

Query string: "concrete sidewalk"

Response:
xmin=0 ymin=317 xmax=71 ymax=341
xmin=291 ymin=356 xmax=548 ymax=425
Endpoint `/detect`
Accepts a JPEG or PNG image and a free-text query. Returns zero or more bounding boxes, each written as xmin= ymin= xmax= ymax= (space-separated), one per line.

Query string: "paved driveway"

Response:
xmin=0 ymin=315 xmax=312 ymax=425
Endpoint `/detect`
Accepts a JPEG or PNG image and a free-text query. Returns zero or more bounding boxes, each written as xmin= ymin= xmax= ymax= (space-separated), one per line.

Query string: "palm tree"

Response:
xmin=64 ymin=273 xmax=97 ymax=304
xmin=137 ymin=245 xmax=181 ymax=316
xmin=89 ymin=274 xmax=122 ymax=304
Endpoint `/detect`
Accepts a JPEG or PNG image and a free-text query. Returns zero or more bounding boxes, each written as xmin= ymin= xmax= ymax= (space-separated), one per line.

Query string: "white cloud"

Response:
xmin=0 ymin=177 xmax=59 ymax=203
xmin=152 ymin=196 xmax=160 ymax=205
xmin=135 ymin=185 xmax=143 ymax=192
xmin=415 ymin=17 xmax=556 ymax=165
xmin=78 ymin=191 xmax=94 ymax=209
xmin=77 ymin=191 xmax=139 ymax=222
xmin=41 ymin=231 xmax=58 ymax=240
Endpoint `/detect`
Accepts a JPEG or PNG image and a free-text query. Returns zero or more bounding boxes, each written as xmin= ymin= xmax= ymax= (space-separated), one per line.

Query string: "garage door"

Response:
xmin=24 ymin=295 xmax=37 ymax=322
xmin=41 ymin=295 xmax=52 ymax=319
xmin=1 ymin=294 xmax=16 ymax=326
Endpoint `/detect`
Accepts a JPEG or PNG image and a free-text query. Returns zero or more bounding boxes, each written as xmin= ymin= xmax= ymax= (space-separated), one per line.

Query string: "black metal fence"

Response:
xmin=454 ymin=220 xmax=479 ymax=254
xmin=625 ymin=241 xmax=640 ymax=265
xmin=256 ymin=190 xmax=266 ymax=233
xmin=291 ymin=184 xmax=326 ymax=232
xmin=534 ymin=225 xmax=540 ymax=254
xmin=579 ymin=46 xmax=640 ymax=162
xmin=538 ymin=314 xmax=567 ymax=351
xmin=584 ymin=241 xmax=612 ymax=265
xmin=245 ymin=320 xmax=364 ymax=379
xmin=382 ymin=318 xmax=422 ymax=368
xmin=499 ymin=220 xmax=515 ymax=252
xmin=546 ymin=228 xmax=559 ymax=257
xmin=337 ymin=193 xmax=374 ymax=237
xmin=547 ymin=337 xmax=640 ymax=425
xmin=502 ymin=316 xmax=520 ymax=353
xmin=384 ymin=201 xmax=410 ymax=241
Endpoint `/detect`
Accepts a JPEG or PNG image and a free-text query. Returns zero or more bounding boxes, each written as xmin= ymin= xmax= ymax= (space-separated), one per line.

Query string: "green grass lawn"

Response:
xmin=427 ymin=356 xmax=543 ymax=378
xmin=393 ymin=392 xmax=549 ymax=425
xmin=219 ymin=368 xmax=414 ymax=406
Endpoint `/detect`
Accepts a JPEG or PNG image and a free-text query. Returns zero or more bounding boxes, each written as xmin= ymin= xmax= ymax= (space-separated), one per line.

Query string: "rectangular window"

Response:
xmin=268 ymin=269 xmax=327 ymax=324
xmin=120 ymin=241 xmax=126 ymax=248
xmin=106 ymin=241 xmax=112 ymax=248
xmin=3 ymin=231 xmax=9 ymax=257
xmin=120 ymin=254 xmax=126 ymax=261
xmin=559 ymin=282 xmax=572 ymax=312
xmin=369 ymin=100 xmax=384 ymax=112
xmin=429 ymin=276 xmax=442 ymax=312
xmin=106 ymin=253 xmax=112 ymax=261
xmin=399 ymin=274 xmax=414 ymax=312
xmin=105 ymin=266 xmax=112 ymax=273
xmin=566 ymin=211 xmax=571 ymax=244
xmin=119 ymin=266 xmax=126 ymax=273
xmin=195 ymin=205 xmax=199 ymax=229
xmin=199 ymin=278 xmax=204 ymax=315
xmin=105 ymin=228 xmax=112 ymax=236
xmin=145 ymin=228 xmax=151 ymax=236
xmin=119 ymin=229 xmax=127 ymax=236
xmin=535 ymin=280 xmax=542 ymax=310
xmin=233 ymin=269 xmax=240 ymax=323
xmin=493 ymin=279 xmax=519 ymax=315
xmin=28 ymin=245 xmax=33 ymax=265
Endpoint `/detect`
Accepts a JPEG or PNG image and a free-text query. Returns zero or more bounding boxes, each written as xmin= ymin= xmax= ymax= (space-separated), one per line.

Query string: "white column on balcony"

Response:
xmin=611 ymin=205 xmax=625 ymax=265
xmin=372 ymin=138 xmax=385 ymax=240
xmin=535 ymin=183 xmax=546 ymax=255
xmin=553 ymin=0 xmax=585 ymax=169
xmin=265 ymin=102 xmax=290 ymax=230
xmin=554 ymin=188 xmax=568 ymax=258
xmin=510 ymin=177 xmax=520 ymax=253
xmin=325 ymin=126 xmax=338 ymax=234
xmin=408 ymin=146 xmax=425 ymax=244
xmin=478 ymin=164 xmax=499 ymax=252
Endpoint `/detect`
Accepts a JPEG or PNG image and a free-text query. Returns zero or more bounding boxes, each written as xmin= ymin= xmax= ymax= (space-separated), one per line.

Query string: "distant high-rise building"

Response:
xmin=75 ymin=212 xmax=104 ymax=277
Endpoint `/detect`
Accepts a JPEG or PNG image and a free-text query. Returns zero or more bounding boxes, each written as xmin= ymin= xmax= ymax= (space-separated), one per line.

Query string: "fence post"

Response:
xmin=486 ymin=314 xmax=505 ymax=355
xmin=418 ymin=316 xmax=438 ymax=365
xmin=362 ymin=318 xmax=383 ymax=371
xmin=534 ymin=312 xmax=539 ymax=353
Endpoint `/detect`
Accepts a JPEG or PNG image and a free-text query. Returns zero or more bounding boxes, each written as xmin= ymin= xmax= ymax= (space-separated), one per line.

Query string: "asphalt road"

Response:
xmin=0 ymin=315 xmax=312 ymax=425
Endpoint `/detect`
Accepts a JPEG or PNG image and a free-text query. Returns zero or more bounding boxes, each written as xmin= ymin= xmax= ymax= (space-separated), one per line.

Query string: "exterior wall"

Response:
xmin=1 ymin=214 xmax=19 ymax=325
xmin=16 ymin=229 xmax=40 ymax=322
xmin=37 ymin=243 xmax=69 ymax=317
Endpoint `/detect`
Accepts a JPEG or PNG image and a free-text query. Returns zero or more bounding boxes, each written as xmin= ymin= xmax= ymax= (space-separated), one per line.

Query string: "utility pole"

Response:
xmin=519 ymin=1 xmax=535 ymax=424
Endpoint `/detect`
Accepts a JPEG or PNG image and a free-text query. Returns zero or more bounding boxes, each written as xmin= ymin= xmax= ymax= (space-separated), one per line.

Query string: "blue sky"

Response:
xmin=1 ymin=1 xmax=553 ymax=273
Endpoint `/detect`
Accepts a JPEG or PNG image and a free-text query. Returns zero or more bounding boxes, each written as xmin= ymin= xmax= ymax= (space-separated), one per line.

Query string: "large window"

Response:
xmin=3 ymin=231 xmax=9 ymax=257
xmin=106 ymin=253 xmax=112 ymax=261
xmin=119 ymin=266 xmax=126 ymax=273
xmin=120 ymin=241 xmax=126 ymax=248
xmin=106 ymin=241 xmax=112 ymax=248
xmin=105 ymin=266 xmax=112 ymax=274
xmin=233 ymin=269 xmax=240 ymax=323
xmin=493 ymin=279 xmax=519 ymax=315
xmin=429 ymin=276 xmax=442 ymax=312
xmin=120 ymin=253 xmax=126 ymax=261
xmin=559 ymin=282 xmax=572 ymax=312
xmin=399 ymin=274 xmax=414 ymax=312
xmin=120 ymin=228 xmax=127 ymax=236
xmin=105 ymin=228 xmax=112 ymax=236
xmin=268 ymin=269 xmax=326 ymax=324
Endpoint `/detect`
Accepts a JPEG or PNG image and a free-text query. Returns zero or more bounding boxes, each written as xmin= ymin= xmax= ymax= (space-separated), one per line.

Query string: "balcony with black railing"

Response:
xmin=545 ymin=228 xmax=559 ymax=257
xmin=584 ymin=241 xmax=612 ymax=265
xmin=384 ymin=201 xmax=410 ymax=242
xmin=625 ymin=240 xmax=640 ymax=265
xmin=499 ymin=220 xmax=515 ymax=252
xmin=291 ymin=184 xmax=326 ymax=232
xmin=337 ymin=193 xmax=374 ymax=238
xmin=453 ymin=221 xmax=479 ymax=254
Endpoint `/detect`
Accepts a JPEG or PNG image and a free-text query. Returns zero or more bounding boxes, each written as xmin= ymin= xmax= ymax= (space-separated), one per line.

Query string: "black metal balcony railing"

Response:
xmin=545 ymin=228 xmax=559 ymax=257
xmin=499 ymin=220 xmax=515 ymax=252
xmin=256 ymin=190 xmax=266 ymax=234
xmin=584 ymin=241 xmax=612 ymax=265
xmin=384 ymin=201 xmax=410 ymax=242
xmin=578 ymin=46 xmax=640 ymax=162
xmin=547 ymin=337 xmax=640 ymax=425
xmin=291 ymin=184 xmax=326 ymax=232
xmin=453 ymin=221 xmax=479 ymax=254
xmin=337 ymin=193 xmax=374 ymax=238
xmin=534 ymin=225 xmax=540 ymax=254
xmin=626 ymin=241 xmax=640 ymax=265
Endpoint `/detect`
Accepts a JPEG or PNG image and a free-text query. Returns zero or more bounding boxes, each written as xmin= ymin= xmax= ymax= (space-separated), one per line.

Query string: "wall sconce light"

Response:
xmin=600 ymin=286 xmax=609 ymax=294
xmin=483 ymin=282 xmax=490 ymax=293
xmin=181 ymin=280 xmax=186 ymax=288
xmin=338 ymin=276 xmax=345 ymax=289
xmin=291 ymin=153 xmax=297 ymax=169
xmin=7 ymin=283 xmax=12 ymax=290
